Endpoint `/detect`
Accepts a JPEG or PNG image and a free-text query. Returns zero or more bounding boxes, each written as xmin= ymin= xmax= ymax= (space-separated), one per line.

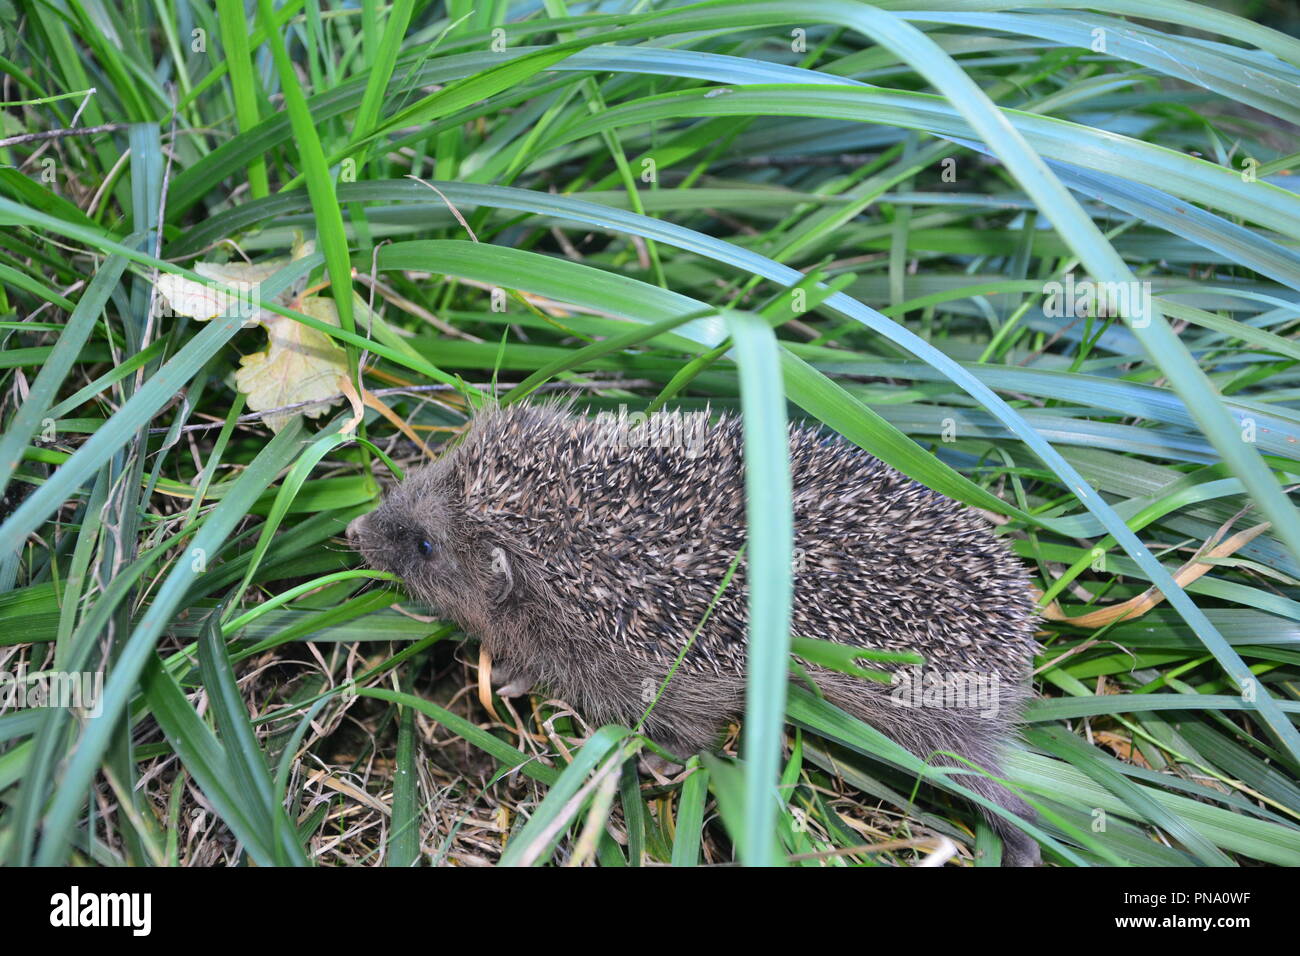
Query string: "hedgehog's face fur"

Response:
xmin=346 ymin=463 xmax=506 ymax=625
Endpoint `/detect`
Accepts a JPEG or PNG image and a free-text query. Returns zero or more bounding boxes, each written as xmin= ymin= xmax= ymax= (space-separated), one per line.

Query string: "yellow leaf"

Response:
xmin=234 ymin=296 xmax=348 ymax=432
xmin=195 ymin=258 xmax=290 ymax=286
xmin=155 ymin=257 xmax=286 ymax=324
xmin=154 ymin=243 xmax=340 ymax=431
xmin=155 ymin=272 xmax=248 ymax=323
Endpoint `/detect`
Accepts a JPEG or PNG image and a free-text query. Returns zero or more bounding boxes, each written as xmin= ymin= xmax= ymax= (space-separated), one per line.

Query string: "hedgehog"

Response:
xmin=347 ymin=401 xmax=1042 ymax=866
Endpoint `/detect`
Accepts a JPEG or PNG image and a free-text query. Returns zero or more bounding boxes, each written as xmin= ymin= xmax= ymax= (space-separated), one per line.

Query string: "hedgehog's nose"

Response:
xmin=346 ymin=515 xmax=367 ymax=549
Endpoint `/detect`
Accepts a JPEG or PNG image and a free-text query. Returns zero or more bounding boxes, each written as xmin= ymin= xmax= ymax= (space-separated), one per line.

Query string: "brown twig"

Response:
xmin=0 ymin=123 xmax=125 ymax=149
xmin=143 ymin=379 xmax=657 ymax=435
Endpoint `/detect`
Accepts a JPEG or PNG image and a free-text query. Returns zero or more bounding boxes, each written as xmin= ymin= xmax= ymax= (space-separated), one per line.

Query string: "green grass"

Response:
xmin=1 ymin=0 xmax=1299 ymax=867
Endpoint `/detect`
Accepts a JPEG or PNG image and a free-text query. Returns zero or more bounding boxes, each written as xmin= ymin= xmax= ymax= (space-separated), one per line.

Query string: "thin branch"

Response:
xmin=0 ymin=123 xmax=125 ymax=149
xmin=146 ymin=379 xmax=657 ymax=435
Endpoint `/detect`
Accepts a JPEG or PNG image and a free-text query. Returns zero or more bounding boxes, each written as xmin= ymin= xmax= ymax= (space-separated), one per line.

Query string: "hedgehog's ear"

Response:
xmin=486 ymin=546 xmax=515 ymax=606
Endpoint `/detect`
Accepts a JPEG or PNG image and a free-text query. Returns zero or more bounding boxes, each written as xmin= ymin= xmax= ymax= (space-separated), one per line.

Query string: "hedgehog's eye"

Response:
xmin=416 ymin=538 xmax=434 ymax=558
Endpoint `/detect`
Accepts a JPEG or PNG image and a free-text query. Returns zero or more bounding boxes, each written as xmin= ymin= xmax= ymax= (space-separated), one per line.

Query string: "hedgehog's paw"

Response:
xmin=638 ymin=732 xmax=704 ymax=778
xmin=495 ymin=678 xmax=534 ymax=698
xmin=638 ymin=750 xmax=684 ymax=779
xmin=1000 ymin=831 xmax=1042 ymax=868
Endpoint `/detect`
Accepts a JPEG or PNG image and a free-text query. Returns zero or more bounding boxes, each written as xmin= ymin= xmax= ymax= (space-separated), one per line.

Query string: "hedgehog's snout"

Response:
xmin=345 ymin=514 xmax=368 ymax=551
xmin=347 ymin=511 xmax=389 ymax=572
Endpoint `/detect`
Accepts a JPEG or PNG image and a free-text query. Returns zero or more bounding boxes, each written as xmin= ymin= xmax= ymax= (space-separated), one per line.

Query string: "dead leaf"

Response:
xmin=338 ymin=373 xmax=365 ymax=437
xmin=361 ymin=386 xmax=435 ymax=458
xmin=155 ymin=236 xmax=333 ymax=432
xmin=1040 ymin=522 xmax=1272 ymax=628
xmin=234 ymin=296 xmax=348 ymax=432
xmin=1093 ymin=731 xmax=1151 ymax=767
